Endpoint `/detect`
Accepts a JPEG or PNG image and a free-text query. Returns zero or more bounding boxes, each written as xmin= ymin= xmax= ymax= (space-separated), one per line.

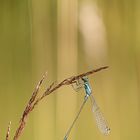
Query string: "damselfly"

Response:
xmin=63 ymin=77 xmax=110 ymax=140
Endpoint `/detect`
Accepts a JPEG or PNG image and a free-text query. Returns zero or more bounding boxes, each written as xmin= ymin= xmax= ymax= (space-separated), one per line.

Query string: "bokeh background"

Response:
xmin=0 ymin=0 xmax=140 ymax=140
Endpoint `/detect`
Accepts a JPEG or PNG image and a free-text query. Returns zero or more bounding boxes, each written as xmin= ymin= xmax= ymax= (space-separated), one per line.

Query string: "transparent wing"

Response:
xmin=90 ymin=95 xmax=110 ymax=135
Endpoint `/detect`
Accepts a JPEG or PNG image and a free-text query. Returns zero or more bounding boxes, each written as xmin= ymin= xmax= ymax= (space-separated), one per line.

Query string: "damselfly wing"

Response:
xmin=90 ymin=95 xmax=110 ymax=135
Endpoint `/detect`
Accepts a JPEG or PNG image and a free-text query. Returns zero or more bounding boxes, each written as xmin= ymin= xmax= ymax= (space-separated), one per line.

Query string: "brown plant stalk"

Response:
xmin=12 ymin=66 xmax=108 ymax=140
xmin=6 ymin=121 xmax=11 ymax=140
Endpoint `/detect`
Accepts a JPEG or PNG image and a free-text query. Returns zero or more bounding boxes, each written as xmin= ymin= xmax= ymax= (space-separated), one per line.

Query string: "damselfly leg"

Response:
xmin=71 ymin=78 xmax=84 ymax=92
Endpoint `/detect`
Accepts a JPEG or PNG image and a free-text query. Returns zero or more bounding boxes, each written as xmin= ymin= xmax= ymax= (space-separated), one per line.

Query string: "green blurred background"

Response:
xmin=0 ymin=0 xmax=140 ymax=139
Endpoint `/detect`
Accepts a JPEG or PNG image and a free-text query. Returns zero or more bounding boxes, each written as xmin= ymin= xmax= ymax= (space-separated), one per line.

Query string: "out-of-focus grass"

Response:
xmin=0 ymin=0 xmax=140 ymax=140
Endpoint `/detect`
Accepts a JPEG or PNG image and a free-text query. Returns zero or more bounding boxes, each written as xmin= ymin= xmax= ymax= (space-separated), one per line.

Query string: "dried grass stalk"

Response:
xmin=6 ymin=121 xmax=11 ymax=140
xmin=13 ymin=66 xmax=108 ymax=140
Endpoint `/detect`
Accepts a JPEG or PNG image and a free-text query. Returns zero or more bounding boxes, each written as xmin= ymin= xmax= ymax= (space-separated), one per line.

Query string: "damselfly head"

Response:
xmin=63 ymin=136 xmax=67 ymax=140
xmin=71 ymin=76 xmax=89 ymax=92
xmin=81 ymin=76 xmax=88 ymax=83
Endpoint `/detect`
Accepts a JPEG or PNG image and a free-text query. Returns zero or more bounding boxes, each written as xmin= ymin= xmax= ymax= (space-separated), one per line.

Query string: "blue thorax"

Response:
xmin=82 ymin=77 xmax=92 ymax=97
